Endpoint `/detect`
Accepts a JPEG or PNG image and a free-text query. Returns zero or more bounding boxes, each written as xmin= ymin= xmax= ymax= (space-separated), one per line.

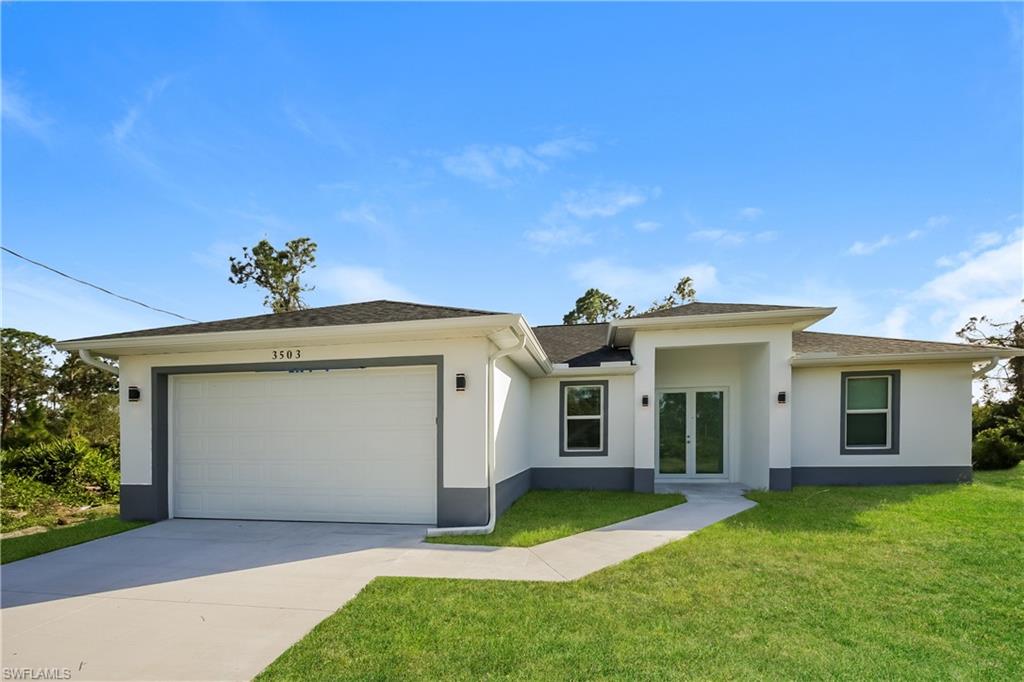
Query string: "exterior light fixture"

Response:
xmin=455 ymin=373 xmax=467 ymax=391
xmin=128 ymin=386 xmax=142 ymax=402
xmin=777 ymin=391 xmax=787 ymax=404
xmin=641 ymin=394 xmax=649 ymax=407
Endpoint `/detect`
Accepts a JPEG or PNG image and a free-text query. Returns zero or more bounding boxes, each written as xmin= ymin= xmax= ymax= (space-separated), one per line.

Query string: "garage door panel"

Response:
xmin=172 ymin=367 xmax=437 ymax=523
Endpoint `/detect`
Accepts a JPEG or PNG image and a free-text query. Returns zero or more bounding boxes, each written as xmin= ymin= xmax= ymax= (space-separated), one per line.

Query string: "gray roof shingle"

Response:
xmin=62 ymin=300 xmax=505 ymax=343
xmin=531 ymin=323 xmax=633 ymax=367
xmin=793 ymin=331 xmax=1005 ymax=356
xmin=630 ymin=301 xmax=818 ymax=319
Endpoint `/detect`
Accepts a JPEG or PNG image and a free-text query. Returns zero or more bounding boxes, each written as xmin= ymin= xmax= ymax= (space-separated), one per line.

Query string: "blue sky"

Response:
xmin=3 ymin=2 xmax=1022 ymax=343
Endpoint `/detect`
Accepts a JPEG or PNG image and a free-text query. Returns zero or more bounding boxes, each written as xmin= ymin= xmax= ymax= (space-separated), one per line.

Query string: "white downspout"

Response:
xmin=79 ymin=349 xmax=119 ymax=376
xmin=426 ymin=329 xmax=526 ymax=537
xmin=972 ymin=356 xmax=1001 ymax=379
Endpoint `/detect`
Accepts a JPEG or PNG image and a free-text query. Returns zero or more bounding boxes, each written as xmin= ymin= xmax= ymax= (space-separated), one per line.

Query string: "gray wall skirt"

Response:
xmin=495 ymin=469 xmax=532 ymax=516
xmin=791 ymin=466 xmax=973 ymax=486
xmin=769 ymin=468 xmax=793 ymax=491
xmin=437 ymin=487 xmax=489 ymax=527
xmin=531 ymin=467 xmax=635 ymax=491
xmin=633 ymin=468 xmax=655 ymax=493
xmin=120 ymin=484 xmax=163 ymax=521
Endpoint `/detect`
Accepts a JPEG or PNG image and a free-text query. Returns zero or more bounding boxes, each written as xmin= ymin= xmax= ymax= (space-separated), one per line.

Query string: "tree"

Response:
xmin=53 ymin=351 xmax=119 ymax=402
xmin=645 ymin=276 xmax=697 ymax=313
xmin=957 ymin=305 xmax=1024 ymax=405
xmin=562 ymin=276 xmax=698 ymax=324
xmin=229 ymin=238 xmax=318 ymax=313
xmin=563 ymin=289 xmax=622 ymax=324
xmin=52 ymin=351 xmax=120 ymax=447
xmin=0 ymin=328 xmax=57 ymax=441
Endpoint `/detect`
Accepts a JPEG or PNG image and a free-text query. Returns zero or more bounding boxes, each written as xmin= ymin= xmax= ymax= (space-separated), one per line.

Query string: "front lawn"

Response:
xmin=259 ymin=467 xmax=1024 ymax=680
xmin=427 ymin=489 xmax=685 ymax=547
xmin=1 ymin=514 xmax=148 ymax=564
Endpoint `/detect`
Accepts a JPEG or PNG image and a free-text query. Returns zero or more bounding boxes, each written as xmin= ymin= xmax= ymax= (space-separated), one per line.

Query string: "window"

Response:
xmin=560 ymin=381 xmax=608 ymax=456
xmin=841 ymin=370 xmax=900 ymax=455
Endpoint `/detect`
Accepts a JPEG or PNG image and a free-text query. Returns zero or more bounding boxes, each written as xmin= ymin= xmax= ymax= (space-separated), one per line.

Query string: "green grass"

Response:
xmin=259 ymin=466 xmax=1024 ymax=681
xmin=426 ymin=489 xmax=686 ymax=547
xmin=1 ymin=515 xmax=148 ymax=564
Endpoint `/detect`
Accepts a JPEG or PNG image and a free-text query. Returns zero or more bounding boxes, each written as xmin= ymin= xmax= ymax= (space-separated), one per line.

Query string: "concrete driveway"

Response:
xmin=1 ymin=486 xmax=754 ymax=681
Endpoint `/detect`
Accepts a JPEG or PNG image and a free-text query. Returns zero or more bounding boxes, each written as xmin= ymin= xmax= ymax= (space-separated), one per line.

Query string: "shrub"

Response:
xmin=0 ymin=473 xmax=62 ymax=530
xmin=69 ymin=447 xmax=119 ymax=498
xmin=1 ymin=473 xmax=58 ymax=511
xmin=1 ymin=438 xmax=119 ymax=505
xmin=972 ymin=429 xmax=1024 ymax=470
xmin=2 ymin=438 xmax=92 ymax=487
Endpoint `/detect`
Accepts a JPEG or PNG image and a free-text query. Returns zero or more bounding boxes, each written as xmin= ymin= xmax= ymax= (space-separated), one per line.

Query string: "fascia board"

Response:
xmin=55 ymin=314 xmax=525 ymax=357
xmin=790 ymin=349 xmax=1024 ymax=367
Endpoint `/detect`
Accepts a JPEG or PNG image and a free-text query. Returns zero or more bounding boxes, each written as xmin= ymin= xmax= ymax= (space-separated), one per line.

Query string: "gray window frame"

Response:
xmin=559 ymin=380 xmax=609 ymax=457
xmin=840 ymin=369 xmax=900 ymax=455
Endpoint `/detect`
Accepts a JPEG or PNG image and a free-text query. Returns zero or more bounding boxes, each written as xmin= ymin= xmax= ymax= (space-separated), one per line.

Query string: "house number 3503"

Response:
xmin=272 ymin=349 xmax=302 ymax=360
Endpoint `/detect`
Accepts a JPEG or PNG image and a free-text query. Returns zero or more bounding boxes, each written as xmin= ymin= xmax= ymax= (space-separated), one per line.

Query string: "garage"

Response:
xmin=170 ymin=365 xmax=437 ymax=523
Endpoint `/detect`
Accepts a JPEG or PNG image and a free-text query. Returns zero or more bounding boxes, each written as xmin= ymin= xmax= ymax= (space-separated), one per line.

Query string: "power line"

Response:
xmin=1 ymin=246 xmax=201 ymax=323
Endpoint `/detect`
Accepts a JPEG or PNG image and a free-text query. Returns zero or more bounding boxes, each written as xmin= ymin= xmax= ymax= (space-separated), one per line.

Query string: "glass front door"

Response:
xmin=657 ymin=389 xmax=726 ymax=477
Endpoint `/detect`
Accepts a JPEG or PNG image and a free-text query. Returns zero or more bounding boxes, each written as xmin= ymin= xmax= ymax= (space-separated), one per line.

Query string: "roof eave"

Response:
xmin=55 ymin=313 xmax=530 ymax=358
xmin=608 ymin=307 xmax=836 ymax=345
xmin=791 ymin=348 xmax=1024 ymax=367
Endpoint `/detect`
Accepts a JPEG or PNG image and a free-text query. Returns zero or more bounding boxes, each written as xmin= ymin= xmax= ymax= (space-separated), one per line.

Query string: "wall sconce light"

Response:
xmin=455 ymin=373 xmax=467 ymax=391
xmin=641 ymin=394 xmax=649 ymax=407
xmin=777 ymin=391 xmax=787 ymax=404
xmin=128 ymin=386 xmax=141 ymax=402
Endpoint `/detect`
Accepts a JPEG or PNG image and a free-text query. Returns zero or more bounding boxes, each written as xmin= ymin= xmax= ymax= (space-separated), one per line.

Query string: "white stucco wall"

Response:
xmin=529 ymin=374 xmax=635 ymax=469
xmin=117 ymin=337 xmax=491 ymax=489
xmin=739 ymin=344 xmax=770 ymax=488
xmin=632 ymin=324 xmax=793 ymax=479
xmin=791 ymin=362 xmax=973 ymax=467
xmin=494 ymin=355 xmax=532 ymax=482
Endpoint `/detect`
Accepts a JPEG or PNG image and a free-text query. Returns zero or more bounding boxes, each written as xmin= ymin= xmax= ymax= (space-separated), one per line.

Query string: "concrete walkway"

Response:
xmin=1 ymin=487 xmax=754 ymax=681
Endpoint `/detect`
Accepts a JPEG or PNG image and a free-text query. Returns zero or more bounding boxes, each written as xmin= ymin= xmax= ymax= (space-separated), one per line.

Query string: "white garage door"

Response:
xmin=171 ymin=366 xmax=437 ymax=523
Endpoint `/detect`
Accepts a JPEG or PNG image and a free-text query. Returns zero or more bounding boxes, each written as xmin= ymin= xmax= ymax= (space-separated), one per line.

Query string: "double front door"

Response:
xmin=657 ymin=388 xmax=727 ymax=478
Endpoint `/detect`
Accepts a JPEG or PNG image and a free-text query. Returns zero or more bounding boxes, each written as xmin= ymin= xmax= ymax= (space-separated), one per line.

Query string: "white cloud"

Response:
xmin=283 ymin=102 xmax=353 ymax=153
xmin=847 ymin=235 xmax=895 ymax=256
xmin=336 ymin=203 xmax=402 ymax=246
xmin=525 ymin=225 xmax=593 ymax=252
xmin=441 ymin=144 xmax=546 ymax=187
xmin=878 ymin=306 xmax=910 ymax=338
xmin=934 ymin=229 xmax=1014 ymax=269
xmin=907 ymin=229 xmax=924 ymax=240
xmin=689 ymin=229 xmax=777 ymax=246
xmin=633 ymin=220 xmax=661 ymax=232
xmin=525 ymin=184 xmax=658 ymax=250
xmin=441 ymin=136 xmax=594 ymax=186
xmin=111 ymin=75 xmax=171 ymax=144
xmin=926 ymin=215 xmax=952 ymax=229
xmin=873 ymin=231 xmax=1023 ymax=345
xmin=316 ymin=265 xmax=412 ymax=303
xmin=737 ymin=207 xmax=764 ymax=221
xmin=2 ymin=79 xmax=52 ymax=141
xmin=568 ymin=258 xmax=719 ymax=304
xmin=531 ymin=136 xmax=594 ymax=159
xmin=972 ymin=232 xmax=1003 ymax=250
xmin=559 ymin=186 xmax=656 ymax=219
xmin=337 ymin=204 xmax=383 ymax=226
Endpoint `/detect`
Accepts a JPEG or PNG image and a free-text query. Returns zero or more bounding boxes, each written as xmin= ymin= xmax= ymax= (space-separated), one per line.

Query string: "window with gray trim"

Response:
xmin=559 ymin=380 xmax=609 ymax=456
xmin=840 ymin=370 xmax=900 ymax=455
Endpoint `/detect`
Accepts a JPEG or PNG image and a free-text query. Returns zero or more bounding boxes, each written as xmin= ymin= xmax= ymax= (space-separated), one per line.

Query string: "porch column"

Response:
xmin=633 ymin=337 xmax=656 ymax=491
xmin=768 ymin=333 xmax=793 ymax=490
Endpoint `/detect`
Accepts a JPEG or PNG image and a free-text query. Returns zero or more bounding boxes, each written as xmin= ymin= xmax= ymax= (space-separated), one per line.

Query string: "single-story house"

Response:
xmin=55 ymin=300 xmax=1022 ymax=529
